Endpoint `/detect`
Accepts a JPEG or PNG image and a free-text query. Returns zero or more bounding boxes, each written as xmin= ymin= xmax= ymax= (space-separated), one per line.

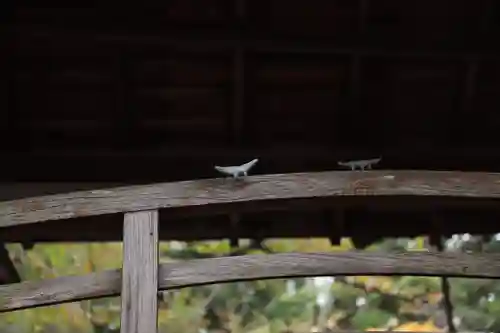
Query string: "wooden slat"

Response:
xmin=2 ymin=171 xmax=500 ymax=228
xmin=0 ymin=269 xmax=121 ymax=311
xmin=120 ymin=210 xmax=159 ymax=333
xmin=0 ymin=182 xmax=125 ymax=201
xmin=1 ymin=251 xmax=500 ymax=313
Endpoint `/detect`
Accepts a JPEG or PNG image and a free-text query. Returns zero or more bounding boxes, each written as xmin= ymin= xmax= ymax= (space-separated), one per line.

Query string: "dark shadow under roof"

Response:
xmin=2 ymin=0 xmax=500 ymax=181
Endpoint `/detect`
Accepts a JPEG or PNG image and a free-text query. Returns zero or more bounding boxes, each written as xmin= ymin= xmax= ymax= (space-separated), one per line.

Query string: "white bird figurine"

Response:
xmin=214 ymin=159 xmax=259 ymax=179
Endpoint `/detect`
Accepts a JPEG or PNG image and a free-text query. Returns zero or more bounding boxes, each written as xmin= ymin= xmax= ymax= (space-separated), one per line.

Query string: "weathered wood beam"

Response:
xmin=3 ymin=170 xmax=500 ymax=228
xmin=0 ymin=268 xmax=121 ymax=312
xmin=120 ymin=210 xmax=159 ymax=333
xmin=1 ymin=251 xmax=499 ymax=313
xmin=0 ymin=182 xmax=125 ymax=201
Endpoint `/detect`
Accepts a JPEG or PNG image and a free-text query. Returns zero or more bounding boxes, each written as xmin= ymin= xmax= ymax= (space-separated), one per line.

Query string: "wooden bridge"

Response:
xmin=1 ymin=170 xmax=500 ymax=332
xmin=3 ymin=0 xmax=500 ymax=331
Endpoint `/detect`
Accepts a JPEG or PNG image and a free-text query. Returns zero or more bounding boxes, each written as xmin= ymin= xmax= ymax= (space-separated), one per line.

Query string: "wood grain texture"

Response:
xmin=1 ymin=251 xmax=500 ymax=313
xmin=2 ymin=171 xmax=500 ymax=228
xmin=0 ymin=269 xmax=121 ymax=311
xmin=120 ymin=210 xmax=159 ymax=333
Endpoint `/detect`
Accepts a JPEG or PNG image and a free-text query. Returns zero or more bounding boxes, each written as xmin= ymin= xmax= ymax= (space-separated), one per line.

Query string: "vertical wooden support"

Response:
xmin=120 ymin=210 xmax=159 ymax=333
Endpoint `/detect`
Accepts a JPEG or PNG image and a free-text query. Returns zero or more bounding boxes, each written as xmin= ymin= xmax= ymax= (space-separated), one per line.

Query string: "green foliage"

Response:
xmin=1 ymin=235 xmax=500 ymax=332
xmin=351 ymin=308 xmax=393 ymax=330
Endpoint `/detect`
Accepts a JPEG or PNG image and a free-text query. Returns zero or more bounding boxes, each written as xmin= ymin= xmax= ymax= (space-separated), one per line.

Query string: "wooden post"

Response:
xmin=120 ymin=210 xmax=159 ymax=333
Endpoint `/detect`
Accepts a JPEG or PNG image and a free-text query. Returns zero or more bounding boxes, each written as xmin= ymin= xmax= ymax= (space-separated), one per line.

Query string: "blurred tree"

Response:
xmin=0 ymin=235 xmax=499 ymax=333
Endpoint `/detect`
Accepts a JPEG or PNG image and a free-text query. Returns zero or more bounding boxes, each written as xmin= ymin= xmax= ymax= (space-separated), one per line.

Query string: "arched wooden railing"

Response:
xmin=1 ymin=251 xmax=500 ymax=312
xmin=2 ymin=170 xmax=500 ymax=228
xmin=1 ymin=170 xmax=500 ymax=333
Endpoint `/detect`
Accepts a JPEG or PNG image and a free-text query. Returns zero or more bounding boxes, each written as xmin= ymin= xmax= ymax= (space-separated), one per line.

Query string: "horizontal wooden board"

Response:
xmin=2 ymin=171 xmax=500 ymax=228
xmin=0 ymin=269 xmax=121 ymax=312
xmin=1 ymin=252 xmax=499 ymax=313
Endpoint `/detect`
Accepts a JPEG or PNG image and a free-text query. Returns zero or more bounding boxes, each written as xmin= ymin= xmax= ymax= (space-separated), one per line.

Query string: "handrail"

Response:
xmin=1 ymin=170 xmax=500 ymax=228
xmin=2 ymin=251 xmax=500 ymax=313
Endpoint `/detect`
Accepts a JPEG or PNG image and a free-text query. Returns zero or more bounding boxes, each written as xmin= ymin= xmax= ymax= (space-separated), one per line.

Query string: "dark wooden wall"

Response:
xmin=3 ymin=0 xmax=500 ymax=181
